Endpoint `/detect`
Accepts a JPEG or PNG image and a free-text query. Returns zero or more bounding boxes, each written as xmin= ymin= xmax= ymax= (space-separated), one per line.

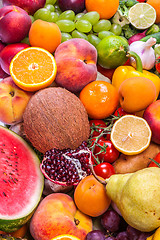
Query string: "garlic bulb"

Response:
xmin=129 ymin=37 xmax=156 ymax=70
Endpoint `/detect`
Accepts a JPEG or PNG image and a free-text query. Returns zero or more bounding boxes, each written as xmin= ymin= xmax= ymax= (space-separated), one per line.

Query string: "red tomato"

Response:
xmin=137 ymin=0 xmax=146 ymax=2
xmin=114 ymin=107 xmax=128 ymax=117
xmin=94 ymin=162 xmax=115 ymax=179
xmin=148 ymin=152 xmax=160 ymax=167
xmin=94 ymin=137 xmax=120 ymax=163
xmin=156 ymin=57 xmax=160 ymax=73
xmin=97 ymin=64 xmax=115 ymax=80
xmin=89 ymin=119 xmax=107 ymax=137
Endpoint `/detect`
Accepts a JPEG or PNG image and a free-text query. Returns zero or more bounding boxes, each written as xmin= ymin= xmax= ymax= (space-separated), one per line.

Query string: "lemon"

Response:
xmin=128 ymin=3 xmax=156 ymax=29
xmin=97 ymin=35 xmax=129 ymax=69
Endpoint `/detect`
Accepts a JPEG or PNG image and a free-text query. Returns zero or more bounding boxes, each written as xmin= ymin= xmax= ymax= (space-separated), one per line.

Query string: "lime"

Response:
xmin=128 ymin=3 xmax=156 ymax=30
xmin=97 ymin=35 xmax=129 ymax=69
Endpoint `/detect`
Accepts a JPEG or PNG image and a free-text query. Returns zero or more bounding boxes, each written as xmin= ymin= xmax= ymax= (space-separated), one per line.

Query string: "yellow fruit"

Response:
xmin=152 ymin=227 xmax=160 ymax=240
xmin=110 ymin=115 xmax=152 ymax=155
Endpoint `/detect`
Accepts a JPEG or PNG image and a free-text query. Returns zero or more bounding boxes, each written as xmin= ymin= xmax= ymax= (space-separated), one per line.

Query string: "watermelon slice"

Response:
xmin=0 ymin=126 xmax=44 ymax=232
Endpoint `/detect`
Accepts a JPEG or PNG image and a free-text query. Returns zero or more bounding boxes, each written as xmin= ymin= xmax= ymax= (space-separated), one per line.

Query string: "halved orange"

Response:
xmin=110 ymin=115 xmax=152 ymax=155
xmin=51 ymin=234 xmax=81 ymax=240
xmin=9 ymin=47 xmax=57 ymax=92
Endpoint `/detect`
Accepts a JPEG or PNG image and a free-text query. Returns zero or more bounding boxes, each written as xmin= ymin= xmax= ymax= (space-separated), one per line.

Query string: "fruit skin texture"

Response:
xmin=143 ymin=100 xmax=160 ymax=144
xmin=58 ymin=0 xmax=85 ymax=14
xmin=147 ymin=0 xmax=160 ymax=23
xmin=118 ymin=77 xmax=157 ymax=113
xmin=23 ymin=87 xmax=90 ymax=153
xmin=85 ymin=0 xmax=119 ymax=19
xmin=106 ymin=167 xmax=160 ymax=232
xmin=74 ymin=175 xmax=111 ymax=217
xmin=0 ymin=76 xmax=33 ymax=125
xmin=54 ymin=38 xmax=97 ymax=93
xmin=29 ymin=19 xmax=62 ymax=53
xmin=0 ymin=6 xmax=32 ymax=44
xmin=2 ymin=0 xmax=46 ymax=15
xmin=79 ymin=81 xmax=119 ymax=119
xmin=30 ymin=193 xmax=92 ymax=240
xmin=0 ymin=43 xmax=30 ymax=75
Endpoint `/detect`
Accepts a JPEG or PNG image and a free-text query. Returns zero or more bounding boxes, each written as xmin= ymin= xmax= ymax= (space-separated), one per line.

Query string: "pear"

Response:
xmin=106 ymin=167 xmax=160 ymax=232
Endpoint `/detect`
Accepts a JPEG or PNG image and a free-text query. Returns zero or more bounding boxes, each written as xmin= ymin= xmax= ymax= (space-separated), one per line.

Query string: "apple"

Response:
xmin=0 ymin=5 xmax=32 ymax=44
xmin=0 ymin=76 xmax=33 ymax=125
xmin=2 ymin=0 xmax=46 ymax=15
xmin=143 ymin=100 xmax=160 ymax=144
xmin=0 ymin=43 xmax=30 ymax=75
xmin=30 ymin=193 xmax=93 ymax=240
xmin=0 ymin=65 xmax=9 ymax=79
xmin=58 ymin=0 xmax=85 ymax=14
xmin=54 ymin=38 xmax=97 ymax=93
xmin=0 ymin=41 xmax=6 ymax=52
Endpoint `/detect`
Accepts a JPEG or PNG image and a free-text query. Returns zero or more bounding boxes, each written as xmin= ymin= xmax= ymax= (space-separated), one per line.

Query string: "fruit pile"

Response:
xmin=1 ymin=0 xmax=160 ymax=240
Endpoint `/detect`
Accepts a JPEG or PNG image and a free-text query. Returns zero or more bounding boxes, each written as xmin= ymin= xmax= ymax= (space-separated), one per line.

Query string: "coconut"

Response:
xmin=23 ymin=87 xmax=90 ymax=153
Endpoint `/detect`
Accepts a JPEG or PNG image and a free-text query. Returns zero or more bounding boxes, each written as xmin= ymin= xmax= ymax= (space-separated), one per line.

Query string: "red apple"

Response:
xmin=143 ymin=100 xmax=160 ymax=144
xmin=0 ymin=5 xmax=32 ymax=44
xmin=54 ymin=38 xmax=97 ymax=93
xmin=0 ymin=41 xmax=6 ymax=52
xmin=0 ymin=65 xmax=9 ymax=79
xmin=0 ymin=43 xmax=30 ymax=75
xmin=58 ymin=0 xmax=85 ymax=14
xmin=2 ymin=0 xmax=46 ymax=15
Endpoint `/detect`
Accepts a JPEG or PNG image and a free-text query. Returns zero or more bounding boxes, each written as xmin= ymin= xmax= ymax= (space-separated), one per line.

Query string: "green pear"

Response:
xmin=106 ymin=167 xmax=160 ymax=232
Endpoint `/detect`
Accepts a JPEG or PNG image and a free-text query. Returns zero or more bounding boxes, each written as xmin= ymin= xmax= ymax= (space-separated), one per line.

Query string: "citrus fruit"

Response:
xmin=79 ymin=80 xmax=119 ymax=119
xmin=110 ymin=115 xmax=152 ymax=155
xmin=152 ymin=226 xmax=160 ymax=239
xmin=85 ymin=0 xmax=119 ymax=19
xmin=51 ymin=234 xmax=81 ymax=240
xmin=128 ymin=3 xmax=157 ymax=29
xmin=9 ymin=47 xmax=57 ymax=92
xmin=147 ymin=0 xmax=160 ymax=24
xmin=97 ymin=36 xmax=129 ymax=69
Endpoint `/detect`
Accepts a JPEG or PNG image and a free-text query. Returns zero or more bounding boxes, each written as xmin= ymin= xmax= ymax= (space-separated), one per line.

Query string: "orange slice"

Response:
xmin=9 ymin=47 xmax=57 ymax=92
xmin=110 ymin=115 xmax=152 ymax=155
xmin=51 ymin=234 xmax=81 ymax=240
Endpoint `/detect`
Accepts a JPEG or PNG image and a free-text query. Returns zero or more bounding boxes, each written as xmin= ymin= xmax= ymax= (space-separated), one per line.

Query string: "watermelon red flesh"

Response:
xmin=0 ymin=126 xmax=44 ymax=232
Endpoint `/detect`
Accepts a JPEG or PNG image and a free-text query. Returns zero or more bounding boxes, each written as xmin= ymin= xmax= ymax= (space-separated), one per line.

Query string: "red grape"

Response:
xmin=101 ymin=209 xmax=121 ymax=232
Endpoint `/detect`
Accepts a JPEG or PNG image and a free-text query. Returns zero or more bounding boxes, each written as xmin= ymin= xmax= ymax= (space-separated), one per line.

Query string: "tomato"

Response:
xmin=137 ymin=0 xmax=146 ymax=2
xmin=94 ymin=137 xmax=120 ymax=163
xmin=94 ymin=162 xmax=115 ymax=179
xmin=155 ymin=57 xmax=160 ymax=74
xmin=97 ymin=64 xmax=115 ymax=80
xmin=148 ymin=152 xmax=160 ymax=167
xmin=89 ymin=119 xmax=107 ymax=137
xmin=113 ymin=107 xmax=128 ymax=117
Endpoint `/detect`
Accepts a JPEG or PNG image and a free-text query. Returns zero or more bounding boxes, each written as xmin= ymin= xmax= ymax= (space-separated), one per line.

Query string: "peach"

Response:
xmin=30 ymin=193 xmax=93 ymax=240
xmin=0 ymin=43 xmax=30 ymax=75
xmin=143 ymin=100 xmax=160 ymax=144
xmin=0 ymin=76 xmax=33 ymax=125
xmin=0 ymin=5 xmax=32 ymax=44
xmin=2 ymin=0 xmax=46 ymax=15
xmin=54 ymin=38 xmax=97 ymax=93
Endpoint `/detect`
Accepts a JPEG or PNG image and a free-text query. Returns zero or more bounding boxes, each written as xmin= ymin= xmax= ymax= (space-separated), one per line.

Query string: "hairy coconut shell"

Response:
xmin=23 ymin=87 xmax=90 ymax=153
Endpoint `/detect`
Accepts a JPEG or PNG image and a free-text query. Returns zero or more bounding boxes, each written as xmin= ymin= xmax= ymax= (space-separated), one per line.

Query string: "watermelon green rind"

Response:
xmin=0 ymin=126 xmax=44 ymax=232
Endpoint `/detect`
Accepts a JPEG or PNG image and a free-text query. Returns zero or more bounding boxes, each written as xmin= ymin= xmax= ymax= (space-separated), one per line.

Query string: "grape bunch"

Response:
xmin=31 ymin=0 xmax=123 ymax=48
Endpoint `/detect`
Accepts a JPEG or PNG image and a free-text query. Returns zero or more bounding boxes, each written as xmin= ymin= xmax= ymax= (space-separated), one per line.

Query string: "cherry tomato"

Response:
xmin=137 ymin=0 xmax=146 ymax=2
xmin=94 ymin=162 xmax=115 ymax=179
xmin=114 ymin=107 xmax=128 ymax=117
xmin=148 ymin=152 xmax=160 ymax=167
xmin=94 ymin=137 xmax=120 ymax=163
xmin=156 ymin=57 xmax=160 ymax=73
xmin=89 ymin=119 xmax=107 ymax=137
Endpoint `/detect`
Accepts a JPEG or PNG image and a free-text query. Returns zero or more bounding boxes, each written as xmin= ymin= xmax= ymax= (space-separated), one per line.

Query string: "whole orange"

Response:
xmin=147 ymin=0 xmax=160 ymax=23
xmin=85 ymin=0 xmax=119 ymax=19
xmin=74 ymin=175 xmax=111 ymax=217
xmin=29 ymin=19 xmax=61 ymax=53
xmin=79 ymin=81 xmax=119 ymax=119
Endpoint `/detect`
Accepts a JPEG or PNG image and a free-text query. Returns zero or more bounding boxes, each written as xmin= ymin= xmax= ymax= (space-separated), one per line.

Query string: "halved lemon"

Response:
xmin=110 ymin=115 xmax=152 ymax=155
xmin=128 ymin=3 xmax=156 ymax=29
xmin=51 ymin=234 xmax=81 ymax=240
xmin=9 ymin=47 xmax=57 ymax=92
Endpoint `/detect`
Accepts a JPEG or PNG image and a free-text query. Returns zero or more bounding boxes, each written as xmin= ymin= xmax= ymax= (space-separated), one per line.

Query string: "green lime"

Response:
xmin=97 ymin=35 xmax=129 ymax=69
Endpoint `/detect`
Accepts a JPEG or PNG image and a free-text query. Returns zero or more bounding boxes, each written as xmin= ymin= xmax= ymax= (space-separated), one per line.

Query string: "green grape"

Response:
xmin=56 ymin=20 xmax=75 ymax=32
xmin=93 ymin=19 xmax=111 ymax=33
xmin=98 ymin=30 xmax=115 ymax=39
xmin=29 ymin=15 xmax=35 ymax=23
xmin=74 ymin=13 xmax=85 ymax=22
xmin=34 ymin=8 xmax=52 ymax=21
xmin=88 ymin=34 xmax=101 ymax=48
xmin=21 ymin=37 xmax=30 ymax=45
xmin=110 ymin=23 xmax=122 ymax=36
xmin=81 ymin=11 xmax=100 ymax=25
xmin=45 ymin=4 xmax=55 ymax=12
xmin=75 ymin=19 xmax=92 ymax=33
xmin=58 ymin=10 xmax=75 ymax=21
xmin=61 ymin=33 xmax=72 ymax=42
xmin=54 ymin=4 xmax=62 ymax=15
xmin=46 ymin=0 xmax=57 ymax=4
xmin=49 ymin=12 xmax=59 ymax=22
xmin=72 ymin=30 xmax=88 ymax=41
